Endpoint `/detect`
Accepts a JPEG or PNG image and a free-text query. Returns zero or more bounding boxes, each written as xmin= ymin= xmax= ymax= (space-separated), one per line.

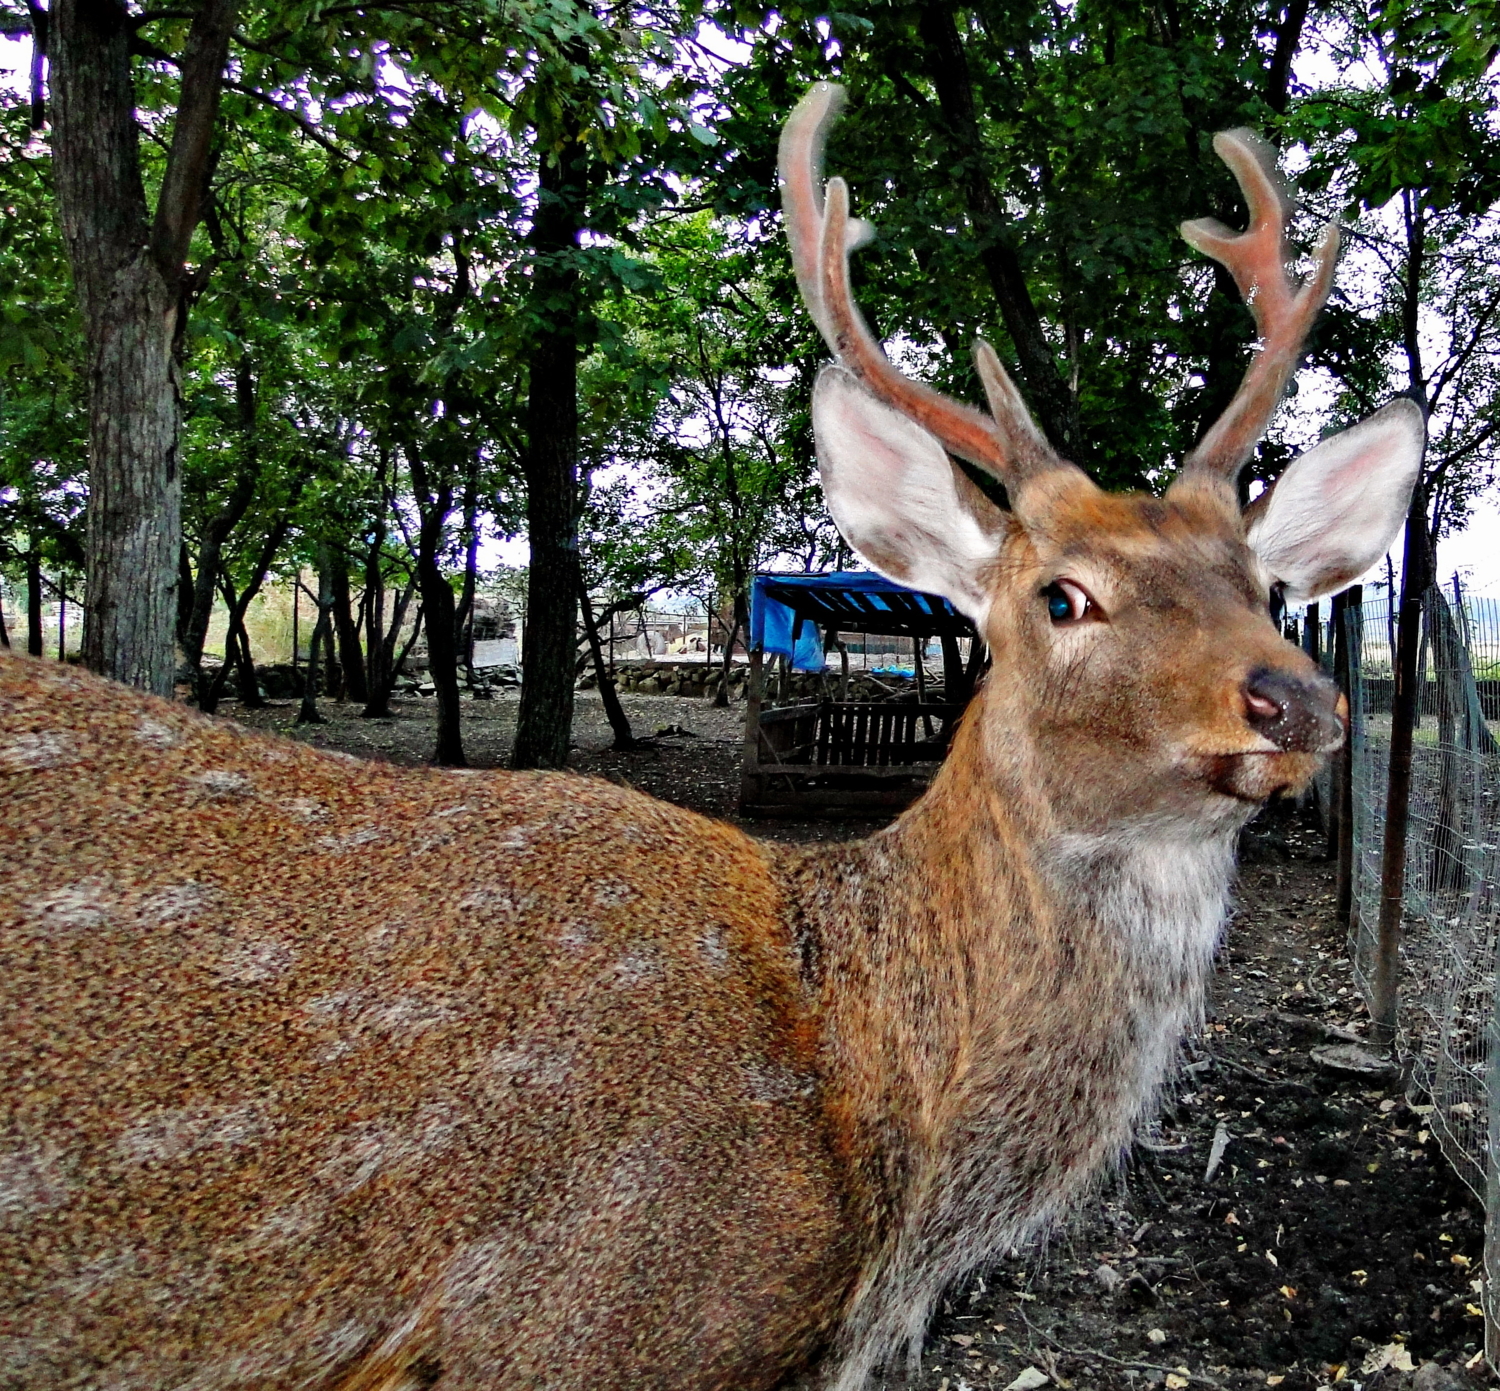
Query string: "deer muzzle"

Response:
xmin=1243 ymin=667 xmax=1344 ymax=754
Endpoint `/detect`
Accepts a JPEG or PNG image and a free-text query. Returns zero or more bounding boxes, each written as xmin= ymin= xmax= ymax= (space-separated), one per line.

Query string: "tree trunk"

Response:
xmin=296 ymin=560 xmax=334 ymax=726
xmin=412 ymin=473 xmax=466 ymax=767
xmin=1370 ymin=486 xmax=1431 ymax=1052
xmin=199 ymin=499 xmax=300 ymax=715
xmin=329 ymin=550 xmax=368 ymax=704
xmin=454 ymin=455 xmax=480 ymax=687
xmin=579 ymin=581 xmax=636 ymax=750
xmin=230 ymin=613 xmax=262 ymax=709
xmin=362 ymin=566 xmax=419 ymax=721
xmin=714 ymin=592 xmax=748 ymax=709
xmin=360 ymin=514 xmax=393 ymax=716
xmin=1335 ymin=586 xmax=1361 ymax=926
xmin=51 ymin=0 xmax=236 ymax=694
xmin=26 ymin=545 xmax=44 ymax=657
xmin=512 ymin=128 xmax=587 ymax=770
xmin=181 ymin=352 xmax=263 ymax=704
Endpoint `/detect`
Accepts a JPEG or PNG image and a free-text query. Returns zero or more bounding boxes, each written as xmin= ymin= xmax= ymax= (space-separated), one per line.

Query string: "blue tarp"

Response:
xmin=749 ymin=571 xmax=964 ymax=673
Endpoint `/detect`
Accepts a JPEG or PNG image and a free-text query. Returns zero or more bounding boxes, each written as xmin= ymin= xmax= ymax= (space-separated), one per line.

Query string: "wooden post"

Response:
xmin=913 ymin=633 xmax=934 ymax=738
xmin=1326 ymin=592 xmax=1345 ymax=862
xmin=1371 ymin=493 xmax=1430 ymax=1053
xmin=1336 ymin=586 xmax=1361 ymax=924
xmin=740 ymin=646 xmax=766 ymax=810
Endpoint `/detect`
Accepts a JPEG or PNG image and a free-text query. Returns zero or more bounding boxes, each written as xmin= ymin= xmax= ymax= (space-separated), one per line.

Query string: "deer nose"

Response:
xmin=1243 ymin=668 xmax=1344 ymax=753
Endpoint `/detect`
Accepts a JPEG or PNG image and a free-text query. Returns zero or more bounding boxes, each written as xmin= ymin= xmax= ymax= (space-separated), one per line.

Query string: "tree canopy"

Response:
xmin=1 ymin=0 xmax=1498 ymax=758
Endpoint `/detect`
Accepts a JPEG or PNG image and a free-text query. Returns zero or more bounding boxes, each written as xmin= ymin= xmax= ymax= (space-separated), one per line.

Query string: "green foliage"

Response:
xmin=3 ymin=0 xmax=1500 ymax=675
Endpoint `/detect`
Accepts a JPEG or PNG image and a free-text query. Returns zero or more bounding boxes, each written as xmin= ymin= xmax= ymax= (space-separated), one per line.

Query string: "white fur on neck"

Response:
xmin=1042 ymin=814 xmax=1242 ymax=1158
xmin=1044 ymin=813 xmax=1242 ymax=978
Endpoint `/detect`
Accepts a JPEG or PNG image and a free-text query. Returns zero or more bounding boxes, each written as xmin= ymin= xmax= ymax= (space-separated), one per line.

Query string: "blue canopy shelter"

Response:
xmin=749 ymin=571 xmax=975 ymax=673
xmin=740 ymin=571 xmax=982 ymax=818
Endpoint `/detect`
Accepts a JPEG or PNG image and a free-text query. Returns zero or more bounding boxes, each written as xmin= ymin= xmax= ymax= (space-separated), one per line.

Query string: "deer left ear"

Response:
xmin=1246 ymin=398 xmax=1425 ymax=605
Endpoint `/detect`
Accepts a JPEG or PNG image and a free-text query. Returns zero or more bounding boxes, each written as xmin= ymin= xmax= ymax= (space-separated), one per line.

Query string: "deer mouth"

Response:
xmin=1200 ymin=748 xmax=1328 ymax=804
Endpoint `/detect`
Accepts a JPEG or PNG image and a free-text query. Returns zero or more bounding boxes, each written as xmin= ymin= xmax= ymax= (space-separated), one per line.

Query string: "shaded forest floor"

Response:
xmin=229 ymin=691 xmax=1491 ymax=1390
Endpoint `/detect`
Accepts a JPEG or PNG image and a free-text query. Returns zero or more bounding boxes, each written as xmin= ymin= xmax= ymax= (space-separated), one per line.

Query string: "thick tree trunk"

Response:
xmin=1265 ymin=0 xmax=1311 ymax=113
xmin=78 ymin=254 xmax=182 ymax=693
xmin=51 ymin=0 xmax=236 ymax=694
xmin=512 ymin=131 xmax=587 ymax=770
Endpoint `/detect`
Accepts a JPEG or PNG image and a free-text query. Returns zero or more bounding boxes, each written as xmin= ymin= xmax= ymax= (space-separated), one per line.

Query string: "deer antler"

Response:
xmin=1180 ymin=129 xmax=1340 ymax=481
xmin=779 ymin=82 xmax=1065 ymax=484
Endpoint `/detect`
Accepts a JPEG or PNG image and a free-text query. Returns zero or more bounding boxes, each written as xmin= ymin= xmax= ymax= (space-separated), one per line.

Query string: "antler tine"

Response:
xmin=777 ymin=82 xmax=856 ymax=349
xmin=817 ymin=177 xmax=1018 ymax=477
xmin=780 ymin=83 xmax=1065 ymax=485
xmin=1181 ymin=129 xmax=1340 ymax=481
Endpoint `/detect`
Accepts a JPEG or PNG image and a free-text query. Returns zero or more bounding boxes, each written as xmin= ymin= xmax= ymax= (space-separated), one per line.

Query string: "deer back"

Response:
xmin=0 ymin=652 xmax=859 ymax=1389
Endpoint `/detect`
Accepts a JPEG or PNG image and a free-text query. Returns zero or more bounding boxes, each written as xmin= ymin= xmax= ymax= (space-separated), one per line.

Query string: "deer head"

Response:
xmin=780 ymin=83 xmax=1423 ymax=824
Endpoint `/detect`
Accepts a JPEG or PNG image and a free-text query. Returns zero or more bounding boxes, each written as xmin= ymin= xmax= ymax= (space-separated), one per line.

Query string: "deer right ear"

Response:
xmin=813 ymin=365 xmax=1008 ymax=624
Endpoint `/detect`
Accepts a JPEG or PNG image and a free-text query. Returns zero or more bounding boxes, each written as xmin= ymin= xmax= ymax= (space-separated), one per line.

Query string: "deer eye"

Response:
xmin=1043 ymin=579 xmax=1092 ymax=625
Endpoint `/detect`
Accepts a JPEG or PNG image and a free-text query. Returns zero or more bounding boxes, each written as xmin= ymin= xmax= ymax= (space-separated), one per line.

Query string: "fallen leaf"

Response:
xmin=1360 ymin=1342 xmax=1415 ymax=1374
xmin=1165 ymin=1378 xmax=1189 ymax=1390
xmin=1266 ymin=1378 xmax=1285 ymax=1387
xmin=1002 ymin=1369 xmax=1049 ymax=1391
xmin=1279 ymin=1285 xmax=1298 ymax=1299
xmin=950 ymin=1335 xmax=975 ymax=1347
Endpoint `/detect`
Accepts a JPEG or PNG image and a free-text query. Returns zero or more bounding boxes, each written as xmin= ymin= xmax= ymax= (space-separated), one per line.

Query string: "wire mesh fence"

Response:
xmin=1333 ymin=578 xmax=1500 ymax=1358
xmin=1343 ymin=582 xmax=1500 ymax=1193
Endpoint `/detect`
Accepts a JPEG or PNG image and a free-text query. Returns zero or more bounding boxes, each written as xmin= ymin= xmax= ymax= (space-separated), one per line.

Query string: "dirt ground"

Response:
xmin=229 ymin=690 xmax=1491 ymax=1391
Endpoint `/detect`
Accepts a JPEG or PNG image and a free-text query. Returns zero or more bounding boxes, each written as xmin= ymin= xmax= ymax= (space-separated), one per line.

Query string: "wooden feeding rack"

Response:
xmin=739 ymin=572 xmax=982 ymax=818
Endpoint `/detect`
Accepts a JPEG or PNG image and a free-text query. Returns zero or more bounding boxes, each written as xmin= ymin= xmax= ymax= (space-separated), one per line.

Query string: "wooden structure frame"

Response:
xmin=739 ymin=574 xmax=981 ymax=818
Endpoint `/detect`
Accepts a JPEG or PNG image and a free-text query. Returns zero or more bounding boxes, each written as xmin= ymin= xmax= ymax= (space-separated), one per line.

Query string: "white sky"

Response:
xmin=3 ymin=31 xmax=1496 ymax=598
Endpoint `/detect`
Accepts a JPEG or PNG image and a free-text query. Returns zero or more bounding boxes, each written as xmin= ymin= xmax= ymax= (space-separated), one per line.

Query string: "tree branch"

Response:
xmin=222 ymin=79 xmax=361 ymax=163
xmin=151 ymin=0 xmax=238 ymax=275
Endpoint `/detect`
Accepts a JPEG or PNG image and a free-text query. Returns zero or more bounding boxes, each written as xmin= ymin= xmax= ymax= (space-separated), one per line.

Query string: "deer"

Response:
xmin=0 ymin=83 xmax=1423 ymax=1391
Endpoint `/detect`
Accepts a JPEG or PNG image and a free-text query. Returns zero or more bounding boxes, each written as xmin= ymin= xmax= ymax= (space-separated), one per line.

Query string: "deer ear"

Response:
xmin=1246 ymin=398 xmax=1425 ymax=605
xmin=813 ymin=365 xmax=1008 ymax=624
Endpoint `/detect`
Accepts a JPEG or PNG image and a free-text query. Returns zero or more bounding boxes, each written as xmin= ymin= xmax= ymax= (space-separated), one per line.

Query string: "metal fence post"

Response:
xmin=1487 ymin=992 xmax=1500 ymax=1371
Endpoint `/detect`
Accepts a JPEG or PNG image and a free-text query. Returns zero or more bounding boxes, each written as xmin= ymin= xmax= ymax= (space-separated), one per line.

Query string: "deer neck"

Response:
xmin=789 ymin=702 xmax=1245 ymax=1367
